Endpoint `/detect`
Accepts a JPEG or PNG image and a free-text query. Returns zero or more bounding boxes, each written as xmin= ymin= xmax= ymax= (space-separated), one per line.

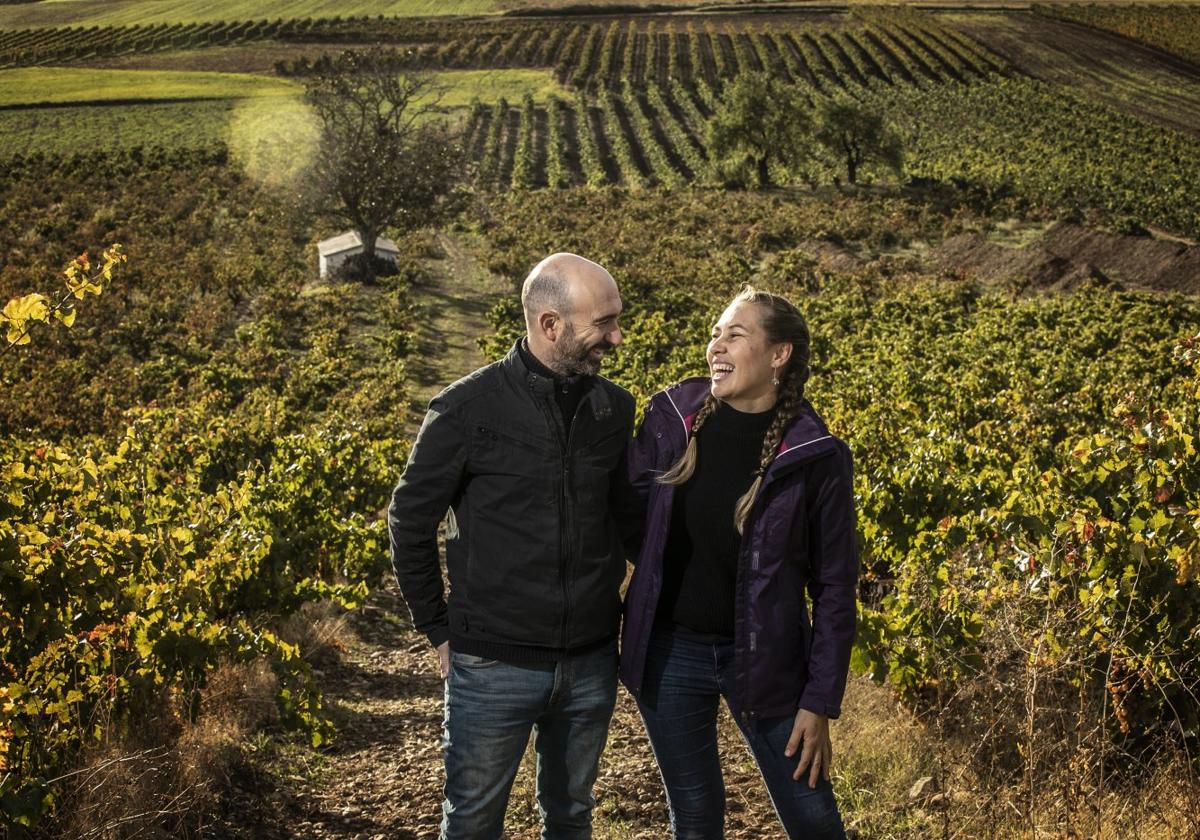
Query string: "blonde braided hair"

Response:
xmin=658 ymin=287 xmax=812 ymax=535
xmin=657 ymin=392 xmax=720 ymax=485
xmin=732 ymin=373 xmax=804 ymax=534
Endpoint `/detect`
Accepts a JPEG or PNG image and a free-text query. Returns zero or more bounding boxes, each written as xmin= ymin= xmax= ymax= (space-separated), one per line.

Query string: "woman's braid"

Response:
xmin=733 ymin=372 xmax=804 ymax=534
xmin=659 ymin=393 xmax=719 ymax=485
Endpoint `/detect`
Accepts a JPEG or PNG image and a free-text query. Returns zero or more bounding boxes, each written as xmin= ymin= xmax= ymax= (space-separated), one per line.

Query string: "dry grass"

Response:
xmin=37 ymin=659 xmax=279 ymax=840
xmin=828 ymin=587 xmax=1200 ymax=840
xmin=277 ymin=600 xmax=355 ymax=670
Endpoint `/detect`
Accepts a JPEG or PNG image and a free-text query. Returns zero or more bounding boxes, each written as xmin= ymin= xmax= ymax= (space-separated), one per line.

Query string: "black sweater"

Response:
xmin=658 ymin=401 xmax=776 ymax=640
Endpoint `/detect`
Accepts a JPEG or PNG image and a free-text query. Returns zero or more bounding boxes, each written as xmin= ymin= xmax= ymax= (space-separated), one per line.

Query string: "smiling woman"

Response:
xmin=622 ymin=286 xmax=855 ymax=840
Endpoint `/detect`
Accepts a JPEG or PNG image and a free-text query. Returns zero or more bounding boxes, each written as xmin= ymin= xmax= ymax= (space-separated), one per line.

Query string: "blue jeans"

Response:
xmin=441 ymin=643 xmax=618 ymax=840
xmin=636 ymin=630 xmax=846 ymax=840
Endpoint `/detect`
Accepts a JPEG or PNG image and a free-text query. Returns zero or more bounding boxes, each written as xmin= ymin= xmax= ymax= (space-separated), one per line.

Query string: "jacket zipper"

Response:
xmin=538 ymin=395 xmax=574 ymax=650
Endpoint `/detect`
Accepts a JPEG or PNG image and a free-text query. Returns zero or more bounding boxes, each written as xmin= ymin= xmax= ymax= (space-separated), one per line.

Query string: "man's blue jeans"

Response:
xmin=636 ymin=629 xmax=847 ymax=840
xmin=441 ymin=643 xmax=618 ymax=840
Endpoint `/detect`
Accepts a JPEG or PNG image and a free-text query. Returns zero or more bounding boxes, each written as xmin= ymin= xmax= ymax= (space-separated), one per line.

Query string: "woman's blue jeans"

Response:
xmin=636 ymin=629 xmax=847 ymax=840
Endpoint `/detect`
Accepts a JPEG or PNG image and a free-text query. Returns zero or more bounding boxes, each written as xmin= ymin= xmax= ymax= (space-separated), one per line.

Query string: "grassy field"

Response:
xmin=0 ymin=67 xmax=299 ymax=107
xmin=427 ymin=68 xmax=566 ymax=108
xmin=0 ymin=66 xmax=558 ymax=109
xmin=0 ymin=67 xmax=563 ymax=192
xmin=0 ymin=99 xmax=264 ymax=155
xmin=0 ymin=0 xmax=503 ymax=29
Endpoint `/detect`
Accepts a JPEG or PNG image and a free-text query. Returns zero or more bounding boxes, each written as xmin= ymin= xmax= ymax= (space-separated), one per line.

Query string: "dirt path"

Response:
xmin=404 ymin=231 xmax=511 ymax=416
xmin=216 ymin=232 xmax=508 ymax=839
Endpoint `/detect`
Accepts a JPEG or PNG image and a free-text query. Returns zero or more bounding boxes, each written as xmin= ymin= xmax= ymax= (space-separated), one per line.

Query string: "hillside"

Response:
xmin=2 ymin=3 xmax=1199 ymax=838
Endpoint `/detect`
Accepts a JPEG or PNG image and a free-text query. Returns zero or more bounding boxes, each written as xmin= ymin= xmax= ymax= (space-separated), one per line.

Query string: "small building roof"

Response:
xmin=317 ymin=231 xmax=400 ymax=257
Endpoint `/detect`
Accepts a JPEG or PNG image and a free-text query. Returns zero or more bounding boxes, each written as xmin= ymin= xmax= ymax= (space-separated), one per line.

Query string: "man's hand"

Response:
xmin=437 ymin=641 xmax=450 ymax=679
xmin=785 ymin=709 xmax=832 ymax=788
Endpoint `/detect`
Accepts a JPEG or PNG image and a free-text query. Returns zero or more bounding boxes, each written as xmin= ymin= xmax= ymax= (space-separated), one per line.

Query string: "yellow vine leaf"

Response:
xmin=3 ymin=293 xmax=49 ymax=322
xmin=3 ymin=293 xmax=50 ymax=344
xmin=53 ymin=307 xmax=77 ymax=328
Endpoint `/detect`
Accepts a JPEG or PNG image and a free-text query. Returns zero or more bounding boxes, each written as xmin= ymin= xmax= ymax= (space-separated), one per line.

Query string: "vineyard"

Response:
xmin=451 ymin=13 xmax=1012 ymax=192
xmin=3 ymin=3 xmax=1200 ymax=836
xmin=442 ymin=16 xmax=1200 ymax=238
xmin=0 ymin=16 xmax=459 ymax=68
xmin=1034 ymin=3 xmax=1200 ymax=67
xmin=0 ymin=0 xmax=498 ymax=29
xmin=476 ymin=190 xmax=1200 ymax=829
xmin=4 ymin=9 xmax=1200 ymax=237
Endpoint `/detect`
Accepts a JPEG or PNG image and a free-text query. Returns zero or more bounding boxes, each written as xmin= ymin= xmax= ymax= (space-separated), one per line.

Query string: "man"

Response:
xmin=389 ymin=253 xmax=636 ymax=839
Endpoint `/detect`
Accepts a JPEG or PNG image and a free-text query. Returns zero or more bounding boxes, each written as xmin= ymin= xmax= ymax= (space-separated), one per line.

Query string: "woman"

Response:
xmin=620 ymin=287 xmax=857 ymax=839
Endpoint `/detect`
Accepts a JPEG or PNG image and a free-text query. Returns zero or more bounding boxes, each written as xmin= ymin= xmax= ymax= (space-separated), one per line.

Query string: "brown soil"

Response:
xmin=951 ymin=11 xmax=1200 ymax=137
xmin=803 ymin=239 xmax=868 ymax=274
xmin=932 ymin=221 xmax=1200 ymax=294
xmin=636 ymin=90 xmax=693 ymax=179
xmin=558 ymin=102 xmax=586 ymax=185
xmin=586 ymin=103 xmax=622 ymax=184
xmin=608 ymin=94 xmax=654 ymax=182
xmin=224 ymin=578 xmax=804 ymax=839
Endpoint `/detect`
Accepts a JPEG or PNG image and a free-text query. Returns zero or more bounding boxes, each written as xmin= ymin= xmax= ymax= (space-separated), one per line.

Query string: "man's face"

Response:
xmin=551 ymin=280 xmax=624 ymax=376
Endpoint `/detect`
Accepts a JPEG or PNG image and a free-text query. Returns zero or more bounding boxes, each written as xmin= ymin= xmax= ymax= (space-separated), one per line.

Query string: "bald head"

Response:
xmin=521 ymin=253 xmax=608 ymax=328
xmin=521 ymin=253 xmax=624 ymax=376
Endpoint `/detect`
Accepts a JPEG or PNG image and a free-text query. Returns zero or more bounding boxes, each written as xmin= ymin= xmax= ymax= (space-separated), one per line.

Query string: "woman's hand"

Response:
xmin=784 ymin=708 xmax=832 ymax=788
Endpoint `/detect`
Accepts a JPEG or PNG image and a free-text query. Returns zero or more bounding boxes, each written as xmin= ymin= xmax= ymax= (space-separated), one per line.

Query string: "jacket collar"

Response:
xmin=503 ymin=339 xmax=615 ymax=423
xmin=659 ymin=376 xmax=835 ymax=474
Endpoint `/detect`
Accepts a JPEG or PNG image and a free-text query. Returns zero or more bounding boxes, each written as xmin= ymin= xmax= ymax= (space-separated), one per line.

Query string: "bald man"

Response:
xmin=389 ymin=254 xmax=637 ymax=839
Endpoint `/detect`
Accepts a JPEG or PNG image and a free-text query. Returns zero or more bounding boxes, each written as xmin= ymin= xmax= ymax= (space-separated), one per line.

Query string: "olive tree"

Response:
xmin=813 ymin=98 xmax=904 ymax=186
xmin=706 ymin=72 xmax=811 ymax=188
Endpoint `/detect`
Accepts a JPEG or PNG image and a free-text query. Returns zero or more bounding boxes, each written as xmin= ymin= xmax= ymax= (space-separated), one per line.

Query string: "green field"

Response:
xmin=0 ymin=67 xmax=299 ymax=106
xmin=426 ymin=68 xmax=567 ymax=109
xmin=0 ymin=67 xmax=562 ymax=188
xmin=0 ymin=0 xmax=501 ymax=29
xmin=0 ymin=99 xmax=269 ymax=155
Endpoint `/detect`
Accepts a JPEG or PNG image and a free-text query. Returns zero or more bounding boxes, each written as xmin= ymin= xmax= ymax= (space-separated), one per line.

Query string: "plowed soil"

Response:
xmin=951 ymin=11 xmax=1200 ymax=136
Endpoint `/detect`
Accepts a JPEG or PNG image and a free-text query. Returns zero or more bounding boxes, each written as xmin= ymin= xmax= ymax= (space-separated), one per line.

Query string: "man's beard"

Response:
xmin=551 ymin=323 xmax=611 ymax=376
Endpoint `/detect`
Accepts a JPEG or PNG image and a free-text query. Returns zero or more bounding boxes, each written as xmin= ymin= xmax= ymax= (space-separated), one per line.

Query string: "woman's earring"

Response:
xmin=772 ymin=370 xmax=780 ymax=387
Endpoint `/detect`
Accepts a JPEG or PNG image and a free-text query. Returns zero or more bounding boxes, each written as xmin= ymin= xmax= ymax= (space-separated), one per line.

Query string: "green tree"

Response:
xmin=304 ymin=49 xmax=466 ymax=281
xmin=706 ymin=72 xmax=810 ymax=188
xmin=813 ymin=98 xmax=904 ymax=186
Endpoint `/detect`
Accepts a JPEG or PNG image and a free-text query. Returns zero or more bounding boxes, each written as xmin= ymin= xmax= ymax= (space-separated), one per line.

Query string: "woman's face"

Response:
xmin=706 ymin=300 xmax=790 ymax=413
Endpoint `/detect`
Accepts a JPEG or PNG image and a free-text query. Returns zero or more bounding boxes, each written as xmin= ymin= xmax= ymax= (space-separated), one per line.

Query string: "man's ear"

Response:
xmin=538 ymin=310 xmax=561 ymax=342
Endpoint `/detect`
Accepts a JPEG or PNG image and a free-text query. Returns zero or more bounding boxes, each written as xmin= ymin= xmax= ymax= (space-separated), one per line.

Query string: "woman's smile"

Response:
xmin=706 ymin=300 xmax=790 ymax=413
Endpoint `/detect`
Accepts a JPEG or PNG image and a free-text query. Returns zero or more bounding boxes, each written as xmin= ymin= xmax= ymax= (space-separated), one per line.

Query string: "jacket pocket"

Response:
xmin=471 ymin=422 xmax=546 ymax=455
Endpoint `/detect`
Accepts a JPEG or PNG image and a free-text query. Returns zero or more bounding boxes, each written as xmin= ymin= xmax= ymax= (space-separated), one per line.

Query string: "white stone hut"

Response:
xmin=317 ymin=231 xmax=400 ymax=278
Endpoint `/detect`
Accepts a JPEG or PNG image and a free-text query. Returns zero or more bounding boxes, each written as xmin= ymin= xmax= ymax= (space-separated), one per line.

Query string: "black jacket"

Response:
xmin=388 ymin=341 xmax=637 ymax=660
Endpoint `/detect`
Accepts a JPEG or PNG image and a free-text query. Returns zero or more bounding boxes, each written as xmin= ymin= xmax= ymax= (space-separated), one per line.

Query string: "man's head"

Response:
xmin=522 ymin=253 xmax=623 ymax=376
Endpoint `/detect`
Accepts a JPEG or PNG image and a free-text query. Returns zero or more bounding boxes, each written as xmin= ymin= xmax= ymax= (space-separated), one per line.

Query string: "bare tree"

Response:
xmin=305 ymin=49 xmax=466 ymax=280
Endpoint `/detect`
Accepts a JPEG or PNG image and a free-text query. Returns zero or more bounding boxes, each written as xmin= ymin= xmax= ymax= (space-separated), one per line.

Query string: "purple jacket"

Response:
xmin=620 ymin=377 xmax=859 ymax=722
